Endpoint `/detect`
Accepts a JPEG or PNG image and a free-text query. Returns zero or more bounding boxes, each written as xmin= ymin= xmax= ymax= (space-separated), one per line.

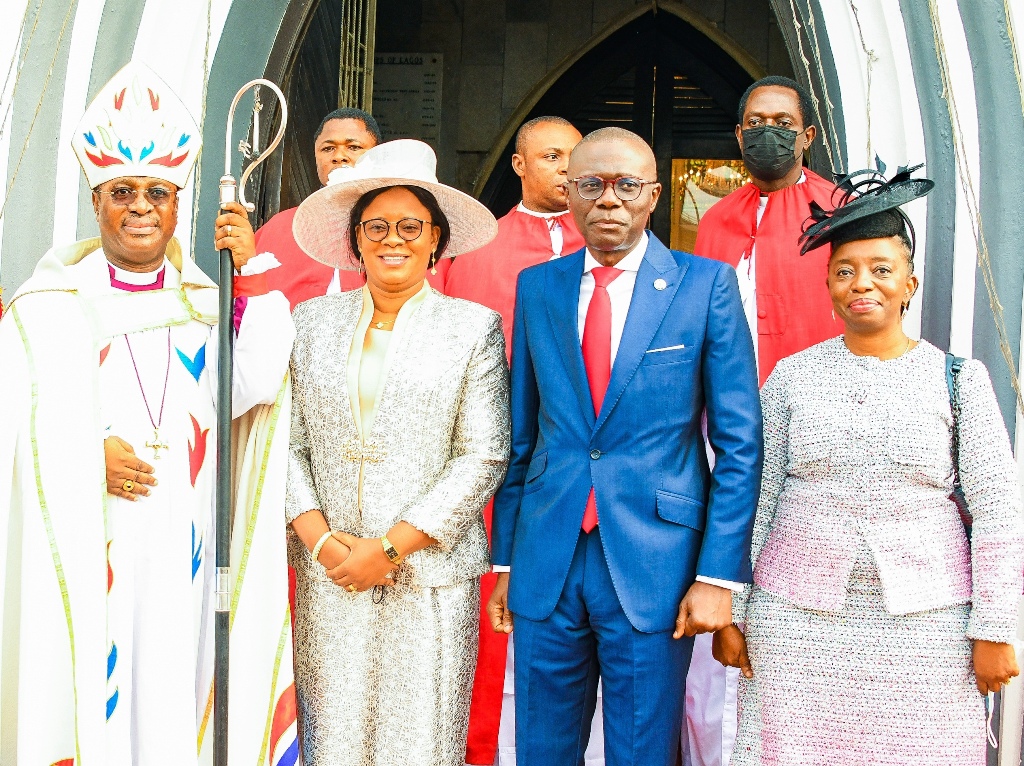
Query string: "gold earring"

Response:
xmin=430 ymin=250 xmax=437 ymax=276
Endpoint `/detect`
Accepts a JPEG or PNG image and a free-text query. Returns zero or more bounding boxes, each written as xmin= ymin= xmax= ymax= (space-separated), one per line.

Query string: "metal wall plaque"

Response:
xmin=371 ymin=53 xmax=443 ymax=147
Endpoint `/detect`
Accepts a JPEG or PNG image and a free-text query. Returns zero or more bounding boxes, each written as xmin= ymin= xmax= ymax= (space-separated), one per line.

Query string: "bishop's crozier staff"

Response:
xmin=0 ymin=61 xmax=297 ymax=765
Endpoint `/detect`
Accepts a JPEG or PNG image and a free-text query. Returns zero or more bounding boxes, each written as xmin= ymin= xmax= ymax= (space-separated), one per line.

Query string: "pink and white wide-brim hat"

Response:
xmin=292 ymin=139 xmax=498 ymax=270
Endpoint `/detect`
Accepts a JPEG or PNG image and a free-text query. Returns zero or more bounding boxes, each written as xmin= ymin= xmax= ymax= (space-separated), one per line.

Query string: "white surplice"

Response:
xmin=0 ymin=238 xmax=300 ymax=766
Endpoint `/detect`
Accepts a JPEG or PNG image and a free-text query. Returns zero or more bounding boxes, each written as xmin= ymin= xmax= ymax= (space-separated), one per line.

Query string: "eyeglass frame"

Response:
xmin=356 ymin=217 xmax=435 ymax=243
xmin=565 ymin=176 xmax=660 ymax=202
xmin=94 ymin=185 xmax=179 ymax=207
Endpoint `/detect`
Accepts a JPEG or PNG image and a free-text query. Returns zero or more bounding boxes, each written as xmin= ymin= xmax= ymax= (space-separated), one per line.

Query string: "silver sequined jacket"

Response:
xmin=735 ymin=338 xmax=1024 ymax=642
xmin=286 ymin=288 xmax=511 ymax=587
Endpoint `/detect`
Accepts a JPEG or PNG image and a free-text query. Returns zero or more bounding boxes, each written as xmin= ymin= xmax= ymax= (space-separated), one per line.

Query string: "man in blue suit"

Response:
xmin=487 ymin=127 xmax=763 ymax=766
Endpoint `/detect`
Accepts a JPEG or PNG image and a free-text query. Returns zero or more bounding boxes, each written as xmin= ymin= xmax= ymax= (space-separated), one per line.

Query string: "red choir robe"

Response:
xmin=447 ymin=205 xmax=584 ymax=359
xmin=446 ymin=205 xmax=585 ymax=765
xmin=693 ymin=169 xmax=842 ymax=383
xmin=256 ymin=206 xmax=449 ymax=310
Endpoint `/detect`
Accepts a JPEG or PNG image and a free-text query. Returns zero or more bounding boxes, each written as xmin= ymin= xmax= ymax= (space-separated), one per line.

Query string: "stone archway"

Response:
xmin=472 ymin=3 xmax=773 ymax=242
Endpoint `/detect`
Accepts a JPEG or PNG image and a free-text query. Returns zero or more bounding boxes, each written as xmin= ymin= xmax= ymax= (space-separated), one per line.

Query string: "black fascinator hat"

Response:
xmin=799 ymin=159 xmax=934 ymax=257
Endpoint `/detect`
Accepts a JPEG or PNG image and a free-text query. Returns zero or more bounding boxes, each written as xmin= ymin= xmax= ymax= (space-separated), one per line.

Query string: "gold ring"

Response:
xmin=122 ymin=479 xmax=134 ymax=493
xmin=346 ymin=584 xmax=357 ymax=593
xmin=226 ymin=225 xmax=232 ymax=235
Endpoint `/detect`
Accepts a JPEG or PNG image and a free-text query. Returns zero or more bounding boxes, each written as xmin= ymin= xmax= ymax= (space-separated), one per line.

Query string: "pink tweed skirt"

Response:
xmin=732 ymin=549 xmax=985 ymax=766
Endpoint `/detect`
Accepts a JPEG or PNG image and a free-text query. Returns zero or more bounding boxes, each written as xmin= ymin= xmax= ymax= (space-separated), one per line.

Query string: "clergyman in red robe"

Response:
xmin=687 ymin=76 xmax=840 ymax=766
xmin=694 ymin=78 xmax=841 ymax=386
xmin=445 ymin=115 xmax=583 ymax=765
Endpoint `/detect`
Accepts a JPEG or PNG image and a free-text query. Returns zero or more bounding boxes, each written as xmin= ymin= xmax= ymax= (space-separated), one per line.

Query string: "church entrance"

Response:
xmin=263 ymin=2 xmax=782 ymax=250
xmin=476 ymin=9 xmax=756 ymax=248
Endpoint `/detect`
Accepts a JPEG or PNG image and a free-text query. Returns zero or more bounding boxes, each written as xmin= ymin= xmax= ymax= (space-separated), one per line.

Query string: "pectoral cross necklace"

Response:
xmin=124 ymin=328 xmax=172 ymax=459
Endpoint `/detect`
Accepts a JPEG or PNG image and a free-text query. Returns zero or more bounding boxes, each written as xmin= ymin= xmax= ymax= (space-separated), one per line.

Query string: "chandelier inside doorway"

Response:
xmin=338 ymin=0 xmax=377 ymax=110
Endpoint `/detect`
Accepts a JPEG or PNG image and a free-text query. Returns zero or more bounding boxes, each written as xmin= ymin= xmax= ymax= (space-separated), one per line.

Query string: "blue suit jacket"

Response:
xmin=491 ymin=234 xmax=763 ymax=633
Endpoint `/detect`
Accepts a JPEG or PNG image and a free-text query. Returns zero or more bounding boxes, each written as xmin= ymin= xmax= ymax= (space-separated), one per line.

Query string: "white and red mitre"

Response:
xmin=72 ymin=61 xmax=201 ymax=189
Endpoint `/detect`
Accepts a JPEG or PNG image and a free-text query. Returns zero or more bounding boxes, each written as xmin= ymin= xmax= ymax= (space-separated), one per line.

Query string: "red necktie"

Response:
xmin=581 ymin=266 xmax=622 ymax=532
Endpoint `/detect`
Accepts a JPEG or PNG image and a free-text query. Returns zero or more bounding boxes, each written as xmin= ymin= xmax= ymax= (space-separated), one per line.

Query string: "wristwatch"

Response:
xmin=381 ymin=535 xmax=402 ymax=565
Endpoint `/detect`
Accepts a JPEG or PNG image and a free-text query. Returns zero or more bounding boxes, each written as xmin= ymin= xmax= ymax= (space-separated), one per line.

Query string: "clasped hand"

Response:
xmin=104 ymin=436 xmax=157 ymax=501
xmin=324 ymin=531 xmax=398 ymax=592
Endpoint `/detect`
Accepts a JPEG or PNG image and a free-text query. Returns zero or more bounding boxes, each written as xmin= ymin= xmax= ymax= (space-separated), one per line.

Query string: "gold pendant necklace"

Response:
xmin=373 ymin=317 xmax=396 ymax=329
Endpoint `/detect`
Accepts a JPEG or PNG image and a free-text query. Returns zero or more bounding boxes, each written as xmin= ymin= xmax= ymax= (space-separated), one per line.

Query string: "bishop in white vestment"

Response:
xmin=0 ymin=62 xmax=299 ymax=766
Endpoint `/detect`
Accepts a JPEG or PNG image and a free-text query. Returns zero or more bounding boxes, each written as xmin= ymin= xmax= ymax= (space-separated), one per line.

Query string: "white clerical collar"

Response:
xmin=584 ymin=231 xmax=648 ymax=275
xmin=107 ymin=258 xmax=168 ymax=285
xmin=516 ymin=202 xmax=569 ymax=219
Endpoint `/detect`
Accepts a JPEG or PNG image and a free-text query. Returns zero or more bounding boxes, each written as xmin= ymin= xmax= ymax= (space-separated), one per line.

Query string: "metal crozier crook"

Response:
xmin=220 ymin=79 xmax=289 ymax=210
xmin=213 ymin=78 xmax=287 ymax=766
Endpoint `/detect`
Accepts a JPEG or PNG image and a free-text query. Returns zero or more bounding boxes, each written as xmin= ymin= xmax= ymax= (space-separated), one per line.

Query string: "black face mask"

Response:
xmin=741 ymin=125 xmax=800 ymax=182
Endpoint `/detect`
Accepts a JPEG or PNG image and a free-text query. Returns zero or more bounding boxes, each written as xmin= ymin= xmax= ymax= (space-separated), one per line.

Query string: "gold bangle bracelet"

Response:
xmin=311 ymin=530 xmax=333 ymax=565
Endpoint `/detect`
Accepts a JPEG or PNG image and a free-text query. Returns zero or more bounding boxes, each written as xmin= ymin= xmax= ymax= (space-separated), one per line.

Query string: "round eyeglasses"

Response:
xmin=357 ymin=217 xmax=433 ymax=242
xmin=567 ymin=176 xmax=658 ymax=202
xmin=96 ymin=186 xmax=178 ymax=207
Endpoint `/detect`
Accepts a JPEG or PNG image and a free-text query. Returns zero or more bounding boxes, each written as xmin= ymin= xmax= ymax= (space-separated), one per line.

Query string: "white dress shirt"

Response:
xmin=735 ymin=196 xmax=766 ymax=362
xmin=736 ymin=171 xmax=806 ymax=374
xmin=516 ymin=201 xmax=566 ymax=258
xmin=498 ymin=232 xmax=741 ymax=591
xmin=577 ymin=233 xmax=648 ymax=354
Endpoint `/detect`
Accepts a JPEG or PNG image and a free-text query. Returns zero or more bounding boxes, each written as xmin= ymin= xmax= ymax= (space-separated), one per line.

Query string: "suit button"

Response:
xmin=590 ymin=449 xmax=602 ymax=460
xmin=757 ymin=309 xmax=768 ymax=318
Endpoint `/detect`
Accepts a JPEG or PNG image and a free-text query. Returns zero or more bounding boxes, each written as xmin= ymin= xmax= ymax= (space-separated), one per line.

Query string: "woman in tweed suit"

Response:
xmin=284 ymin=140 xmax=510 ymax=765
xmin=716 ymin=167 xmax=1024 ymax=765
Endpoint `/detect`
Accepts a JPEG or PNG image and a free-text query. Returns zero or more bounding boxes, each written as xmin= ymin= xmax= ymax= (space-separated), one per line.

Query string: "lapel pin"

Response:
xmin=654 ymin=278 xmax=667 ymax=291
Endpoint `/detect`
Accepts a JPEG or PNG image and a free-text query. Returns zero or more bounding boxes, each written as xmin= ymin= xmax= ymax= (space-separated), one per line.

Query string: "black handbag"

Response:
xmin=945 ymin=352 xmax=972 ymax=535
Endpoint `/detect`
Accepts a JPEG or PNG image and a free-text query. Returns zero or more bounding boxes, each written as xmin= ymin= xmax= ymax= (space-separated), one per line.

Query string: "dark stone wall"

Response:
xmin=368 ymin=0 xmax=791 ymax=190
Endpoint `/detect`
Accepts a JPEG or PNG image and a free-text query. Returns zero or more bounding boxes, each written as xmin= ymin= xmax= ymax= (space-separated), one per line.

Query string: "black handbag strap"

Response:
xmin=946 ymin=351 xmax=966 ymax=491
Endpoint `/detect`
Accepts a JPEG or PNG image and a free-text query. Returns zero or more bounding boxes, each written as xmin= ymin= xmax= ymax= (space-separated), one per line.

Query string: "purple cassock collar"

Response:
xmin=108 ymin=263 xmax=165 ymax=292
xmin=106 ymin=260 xmax=247 ymax=333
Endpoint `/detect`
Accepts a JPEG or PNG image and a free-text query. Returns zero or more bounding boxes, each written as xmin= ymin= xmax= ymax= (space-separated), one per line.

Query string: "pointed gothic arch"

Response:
xmin=472 ymin=2 xmax=773 ymax=239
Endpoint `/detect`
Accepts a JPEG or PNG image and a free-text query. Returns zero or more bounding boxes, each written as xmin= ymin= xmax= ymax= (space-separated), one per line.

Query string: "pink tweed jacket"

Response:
xmin=734 ymin=338 xmax=1024 ymax=642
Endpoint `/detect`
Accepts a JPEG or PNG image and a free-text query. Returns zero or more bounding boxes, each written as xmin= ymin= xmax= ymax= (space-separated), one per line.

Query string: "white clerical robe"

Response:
xmin=0 ymin=238 xmax=300 ymax=766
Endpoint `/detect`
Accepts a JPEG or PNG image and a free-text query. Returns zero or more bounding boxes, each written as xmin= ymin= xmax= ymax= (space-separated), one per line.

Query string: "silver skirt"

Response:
xmin=294 ymin=577 xmax=480 ymax=766
xmin=732 ymin=547 xmax=985 ymax=766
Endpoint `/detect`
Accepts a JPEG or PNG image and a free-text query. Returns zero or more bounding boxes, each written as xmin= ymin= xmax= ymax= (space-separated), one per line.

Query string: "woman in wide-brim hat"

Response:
xmin=716 ymin=164 xmax=1024 ymax=765
xmin=285 ymin=139 xmax=511 ymax=765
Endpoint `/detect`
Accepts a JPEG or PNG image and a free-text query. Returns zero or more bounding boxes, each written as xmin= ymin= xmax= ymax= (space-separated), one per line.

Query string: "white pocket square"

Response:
xmin=646 ymin=344 xmax=686 ymax=354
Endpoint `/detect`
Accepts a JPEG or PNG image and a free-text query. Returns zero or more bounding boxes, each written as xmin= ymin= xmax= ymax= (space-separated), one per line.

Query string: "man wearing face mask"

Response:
xmin=684 ymin=76 xmax=841 ymax=766
xmin=695 ymin=76 xmax=841 ymax=384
